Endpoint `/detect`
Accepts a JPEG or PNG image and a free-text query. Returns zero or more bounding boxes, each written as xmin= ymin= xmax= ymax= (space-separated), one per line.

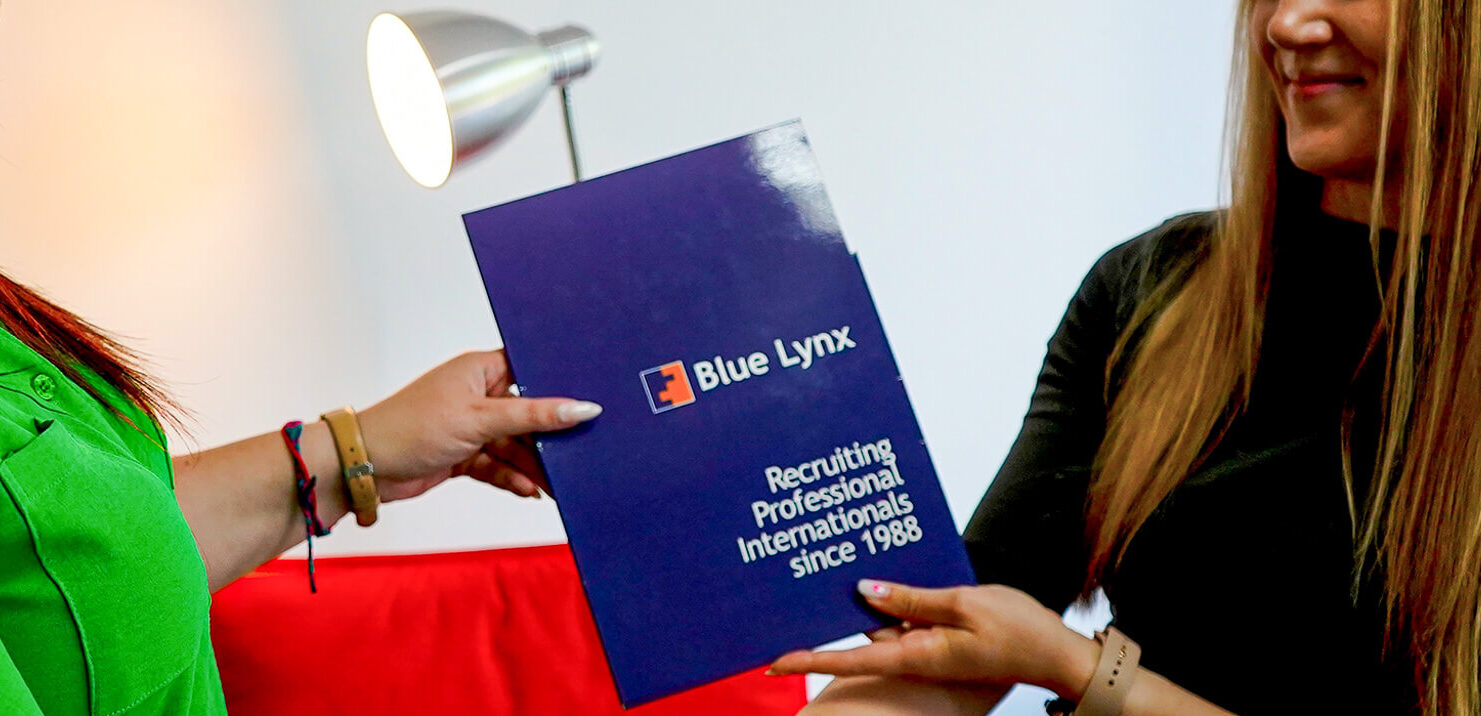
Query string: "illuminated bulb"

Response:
xmin=365 ymin=12 xmax=599 ymax=188
xmin=367 ymin=13 xmax=455 ymax=188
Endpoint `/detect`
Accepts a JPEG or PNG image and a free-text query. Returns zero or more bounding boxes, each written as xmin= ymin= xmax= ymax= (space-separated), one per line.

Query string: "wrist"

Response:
xmin=352 ymin=404 xmax=386 ymax=478
xmin=352 ymin=404 xmax=405 ymax=490
xmin=1042 ymin=630 xmax=1100 ymax=700
xmin=321 ymin=406 xmax=381 ymax=527
xmin=299 ymin=420 xmax=353 ymax=527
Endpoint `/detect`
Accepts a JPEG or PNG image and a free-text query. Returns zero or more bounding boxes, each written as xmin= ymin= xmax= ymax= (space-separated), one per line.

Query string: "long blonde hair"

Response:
xmin=1087 ymin=1 xmax=1481 ymax=712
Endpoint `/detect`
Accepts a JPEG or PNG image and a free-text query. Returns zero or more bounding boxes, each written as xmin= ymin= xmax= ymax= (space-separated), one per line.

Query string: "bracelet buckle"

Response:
xmin=344 ymin=462 xmax=375 ymax=479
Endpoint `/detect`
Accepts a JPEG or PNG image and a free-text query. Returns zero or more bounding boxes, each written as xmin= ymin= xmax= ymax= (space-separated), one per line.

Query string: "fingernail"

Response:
xmin=858 ymin=579 xmax=890 ymax=599
xmin=556 ymin=401 xmax=604 ymax=423
xmin=764 ymin=668 xmax=779 ymax=676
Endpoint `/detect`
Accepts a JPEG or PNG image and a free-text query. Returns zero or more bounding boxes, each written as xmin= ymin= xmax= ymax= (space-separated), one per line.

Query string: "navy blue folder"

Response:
xmin=464 ymin=121 xmax=974 ymax=707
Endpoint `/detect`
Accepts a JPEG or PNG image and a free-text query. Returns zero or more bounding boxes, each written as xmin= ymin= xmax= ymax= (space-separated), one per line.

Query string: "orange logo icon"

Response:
xmin=641 ymin=361 xmax=696 ymax=414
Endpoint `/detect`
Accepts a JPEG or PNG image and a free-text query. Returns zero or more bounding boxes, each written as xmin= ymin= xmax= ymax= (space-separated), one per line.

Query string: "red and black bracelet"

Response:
xmin=281 ymin=421 xmax=330 ymax=592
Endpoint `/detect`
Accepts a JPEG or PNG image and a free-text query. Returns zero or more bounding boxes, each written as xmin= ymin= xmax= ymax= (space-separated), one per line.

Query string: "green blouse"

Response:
xmin=0 ymin=326 xmax=226 ymax=715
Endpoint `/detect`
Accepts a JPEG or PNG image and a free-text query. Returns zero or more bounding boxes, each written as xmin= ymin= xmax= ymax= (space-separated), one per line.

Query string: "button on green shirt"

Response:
xmin=0 ymin=326 xmax=226 ymax=715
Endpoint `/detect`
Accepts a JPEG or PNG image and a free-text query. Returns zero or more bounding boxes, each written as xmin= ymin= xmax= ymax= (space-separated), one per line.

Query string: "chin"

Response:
xmin=1285 ymin=138 xmax=1378 ymax=182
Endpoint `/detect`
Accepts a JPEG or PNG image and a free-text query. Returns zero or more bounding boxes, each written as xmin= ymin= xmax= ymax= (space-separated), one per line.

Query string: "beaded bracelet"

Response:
xmin=281 ymin=421 xmax=330 ymax=593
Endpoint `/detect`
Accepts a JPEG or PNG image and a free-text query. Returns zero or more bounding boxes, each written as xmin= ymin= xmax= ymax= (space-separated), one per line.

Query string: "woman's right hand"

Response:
xmin=770 ymin=580 xmax=1097 ymax=698
xmin=779 ymin=580 xmax=1238 ymax=715
xmin=356 ymin=349 xmax=601 ymax=502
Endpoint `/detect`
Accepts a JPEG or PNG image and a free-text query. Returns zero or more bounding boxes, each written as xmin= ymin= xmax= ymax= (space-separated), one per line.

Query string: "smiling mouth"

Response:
xmin=1289 ymin=75 xmax=1366 ymax=98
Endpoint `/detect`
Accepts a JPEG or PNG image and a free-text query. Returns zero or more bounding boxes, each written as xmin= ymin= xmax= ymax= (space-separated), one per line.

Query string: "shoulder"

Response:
xmin=1078 ymin=210 xmax=1218 ymax=329
xmin=1092 ymin=210 xmax=1216 ymax=290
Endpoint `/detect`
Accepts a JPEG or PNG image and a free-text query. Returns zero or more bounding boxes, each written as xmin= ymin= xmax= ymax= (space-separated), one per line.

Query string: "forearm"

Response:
xmin=165 ymin=351 xmax=590 ymax=592
xmin=1119 ymin=668 xmax=1235 ymax=716
xmin=802 ymin=678 xmax=1006 ymax=715
xmin=800 ymin=639 xmax=1234 ymax=716
xmin=173 ymin=421 xmax=352 ymax=592
xmin=803 ymin=672 xmax=1229 ymax=716
xmin=1058 ymin=637 xmax=1237 ymax=716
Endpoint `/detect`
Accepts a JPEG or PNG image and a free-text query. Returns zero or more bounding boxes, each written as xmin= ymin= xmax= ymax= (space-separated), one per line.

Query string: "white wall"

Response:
xmin=0 ymin=1 xmax=1233 ymax=712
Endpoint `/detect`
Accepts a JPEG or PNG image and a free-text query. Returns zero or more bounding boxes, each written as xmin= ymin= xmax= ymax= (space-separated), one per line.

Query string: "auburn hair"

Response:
xmin=0 ymin=272 xmax=175 ymax=427
xmin=1087 ymin=0 xmax=1481 ymax=712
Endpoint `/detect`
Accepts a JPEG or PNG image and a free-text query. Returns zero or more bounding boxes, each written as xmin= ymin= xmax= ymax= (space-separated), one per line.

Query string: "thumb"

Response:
xmin=478 ymin=397 xmax=604 ymax=436
xmin=857 ymin=580 xmax=965 ymax=627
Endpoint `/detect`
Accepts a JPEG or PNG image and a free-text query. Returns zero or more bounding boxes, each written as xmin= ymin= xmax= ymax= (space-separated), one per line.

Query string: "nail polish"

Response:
xmin=556 ymin=400 xmax=604 ymax=423
xmin=858 ymin=579 xmax=890 ymax=598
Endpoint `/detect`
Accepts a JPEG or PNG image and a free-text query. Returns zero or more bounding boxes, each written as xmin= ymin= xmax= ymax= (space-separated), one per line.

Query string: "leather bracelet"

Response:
xmin=321 ymin=406 xmax=379 ymax=527
xmin=1073 ymin=626 xmax=1140 ymax=716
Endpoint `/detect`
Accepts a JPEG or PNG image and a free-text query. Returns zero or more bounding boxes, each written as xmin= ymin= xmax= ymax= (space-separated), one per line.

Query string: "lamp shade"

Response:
xmin=367 ymin=12 xmax=600 ymax=188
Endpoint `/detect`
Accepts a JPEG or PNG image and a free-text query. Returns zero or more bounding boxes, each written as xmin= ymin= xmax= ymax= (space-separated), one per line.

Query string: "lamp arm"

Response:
xmin=559 ymin=86 xmax=584 ymax=183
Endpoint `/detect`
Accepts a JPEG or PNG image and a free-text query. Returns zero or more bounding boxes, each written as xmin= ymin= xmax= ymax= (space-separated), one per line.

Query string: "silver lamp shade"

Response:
xmin=366 ymin=12 xmax=600 ymax=188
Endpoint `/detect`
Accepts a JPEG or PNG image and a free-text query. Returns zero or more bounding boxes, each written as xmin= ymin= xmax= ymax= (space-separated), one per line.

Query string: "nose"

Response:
xmin=1267 ymin=0 xmax=1335 ymax=49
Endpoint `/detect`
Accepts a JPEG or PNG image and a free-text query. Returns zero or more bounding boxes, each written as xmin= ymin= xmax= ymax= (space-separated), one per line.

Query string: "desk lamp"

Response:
xmin=366 ymin=11 xmax=600 ymax=187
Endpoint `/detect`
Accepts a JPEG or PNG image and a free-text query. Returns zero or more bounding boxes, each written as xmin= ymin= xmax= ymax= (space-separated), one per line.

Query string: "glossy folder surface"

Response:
xmin=464 ymin=121 xmax=974 ymax=706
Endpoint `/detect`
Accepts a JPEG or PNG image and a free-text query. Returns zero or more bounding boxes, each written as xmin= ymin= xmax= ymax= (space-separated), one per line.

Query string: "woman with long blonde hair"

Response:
xmin=771 ymin=0 xmax=1475 ymax=713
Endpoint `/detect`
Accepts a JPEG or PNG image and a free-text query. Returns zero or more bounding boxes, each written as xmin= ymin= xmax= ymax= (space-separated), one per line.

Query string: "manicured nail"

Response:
xmin=556 ymin=401 xmax=604 ymax=423
xmin=858 ymin=579 xmax=890 ymax=599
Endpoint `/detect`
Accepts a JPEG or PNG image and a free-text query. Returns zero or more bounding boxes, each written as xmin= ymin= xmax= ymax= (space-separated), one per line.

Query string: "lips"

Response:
xmin=1287 ymin=73 xmax=1365 ymax=98
xmin=1293 ymin=73 xmax=1364 ymax=86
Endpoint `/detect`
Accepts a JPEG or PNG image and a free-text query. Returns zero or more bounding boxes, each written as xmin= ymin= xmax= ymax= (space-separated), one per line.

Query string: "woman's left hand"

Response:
xmin=769 ymin=581 xmax=1099 ymax=700
xmin=355 ymin=350 xmax=602 ymax=502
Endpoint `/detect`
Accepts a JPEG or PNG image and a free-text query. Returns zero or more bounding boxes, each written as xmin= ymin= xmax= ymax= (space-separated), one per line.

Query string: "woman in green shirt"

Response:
xmin=0 ymin=274 xmax=602 ymax=715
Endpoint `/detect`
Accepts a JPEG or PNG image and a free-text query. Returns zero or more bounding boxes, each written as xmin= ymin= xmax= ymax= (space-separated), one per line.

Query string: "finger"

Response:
xmin=479 ymin=396 xmax=603 ymax=435
xmin=490 ymin=450 xmax=548 ymax=495
xmin=767 ymin=641 xmax=915 ymax=677
xmin=465 ymin=453 xmax=541 ymax=498
xmin=478 ymin=350 xmax=514 ymax=396
xmin=487 ymin=437 xmax=550 ymax=491
xmin=494 ymin=456 xmax=547 ymax=495
xmin=460 ymin=453 xmax=510 ymax=489
xmin=857 ymin=580 xmax=965 ymax=626
xmin=510 ymin=472 xmax=541 ymax=498
xmin=489 ymin=434 xmax=554 ymax=495
xmin=487 ymin=460 xmax=541 ymax=498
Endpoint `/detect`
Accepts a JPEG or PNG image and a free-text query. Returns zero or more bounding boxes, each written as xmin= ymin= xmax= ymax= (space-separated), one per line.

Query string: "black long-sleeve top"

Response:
xmin=962 ymin=206 xmax=1417 ymax=714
